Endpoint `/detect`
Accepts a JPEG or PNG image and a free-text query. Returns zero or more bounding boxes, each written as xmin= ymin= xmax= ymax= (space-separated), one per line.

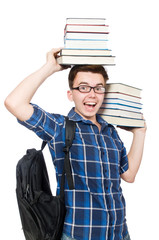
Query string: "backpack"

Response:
xmin=16 ymin=117 xmax=76 ymax=240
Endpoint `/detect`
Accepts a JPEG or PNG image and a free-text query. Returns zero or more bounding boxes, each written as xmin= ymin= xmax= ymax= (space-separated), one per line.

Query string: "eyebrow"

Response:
xmin=79 ymin=82 xmax=104 ymax=86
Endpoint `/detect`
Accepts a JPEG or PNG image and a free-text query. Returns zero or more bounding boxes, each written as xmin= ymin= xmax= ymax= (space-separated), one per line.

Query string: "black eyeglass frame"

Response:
xmin=71 ymin=85 xmax=106 ymax=94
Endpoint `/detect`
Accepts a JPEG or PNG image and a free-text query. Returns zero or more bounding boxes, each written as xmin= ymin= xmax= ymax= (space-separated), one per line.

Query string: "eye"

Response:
xmin=94 ymin=86 xmax=106 ymax=93
xmin=96 ymin=86 xmax=102 ymax=91
xmin=79 ymin=85 xmax=89 ymax=92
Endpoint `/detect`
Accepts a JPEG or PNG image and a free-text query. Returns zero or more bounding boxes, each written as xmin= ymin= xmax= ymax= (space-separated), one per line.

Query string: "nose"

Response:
xmin=88 ymin=87 xmax=96 ymax=97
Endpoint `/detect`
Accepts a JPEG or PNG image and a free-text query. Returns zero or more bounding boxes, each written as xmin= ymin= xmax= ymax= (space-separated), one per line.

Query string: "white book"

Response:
xmin=98 ymin=108 xmax=142 ymax=119
xmin=57 ymin=55 xmax=115 ymax=65
xmin=99 ymin=115 xmax=145 ymax=127
xmin=64 ymin=39 xmax=108 ymax=49
xmin=106 ymin=83 xmax=142 ymax=98
xmin=100 ymin=103 xmax=141 ymax=113
xmin=103 ymin=98 xmax=142 ymax=109
xmin=64 ymin=32 xmax=108 ymax=40
xmin=104 ymin=93 xmax=141 ymax=103
xmin=65 ymin=24 xmax=109 ymax=33
xmin=66 ymin=18 xmax=106 ymax=25
xmin=60 ymin=48 xmax=112 ymax=56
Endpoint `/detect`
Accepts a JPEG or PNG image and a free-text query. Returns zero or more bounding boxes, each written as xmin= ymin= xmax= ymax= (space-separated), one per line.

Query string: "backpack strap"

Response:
xmin=41 ymin=140 xmax=47 ymax=151
xmin=60 ymin=117 xmax=76 ymax=197
xmin=40 ymin=117 xmax=76 ymax=198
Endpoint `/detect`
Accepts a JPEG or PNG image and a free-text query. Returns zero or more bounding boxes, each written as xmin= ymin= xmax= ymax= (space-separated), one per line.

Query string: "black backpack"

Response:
xmin=16 ymin=117 xmax=76 ymax=240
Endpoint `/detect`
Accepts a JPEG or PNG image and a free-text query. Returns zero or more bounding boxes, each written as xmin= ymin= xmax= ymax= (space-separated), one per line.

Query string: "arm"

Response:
xmin=120 ymin=122 xmax=147 ymax=183
xmin=4 ymin=48 xmax=68 ymax=121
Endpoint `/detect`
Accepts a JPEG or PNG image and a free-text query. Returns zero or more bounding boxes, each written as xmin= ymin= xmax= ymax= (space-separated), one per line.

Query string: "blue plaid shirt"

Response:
xmin=18 ymin=104 xmax=129 ymax=240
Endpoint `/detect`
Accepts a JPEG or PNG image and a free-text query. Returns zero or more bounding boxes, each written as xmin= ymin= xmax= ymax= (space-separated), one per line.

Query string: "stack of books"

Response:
xmin=57 ymin=18 xmax=115 ymax=65
xmin=98 ymin=83 xmax=145 ymax=127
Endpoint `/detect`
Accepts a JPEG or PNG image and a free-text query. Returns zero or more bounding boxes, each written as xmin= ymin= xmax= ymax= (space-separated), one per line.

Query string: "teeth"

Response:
xmin=85 ymin=102 xmax=96 ymax=106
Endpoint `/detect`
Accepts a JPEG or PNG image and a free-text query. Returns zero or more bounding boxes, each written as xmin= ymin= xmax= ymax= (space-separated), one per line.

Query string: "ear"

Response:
xmin=67 ymin=90 xmax=74 ymax=102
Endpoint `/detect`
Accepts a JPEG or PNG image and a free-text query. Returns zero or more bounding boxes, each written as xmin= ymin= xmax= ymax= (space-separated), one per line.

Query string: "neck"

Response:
xmin=74 ymin=108 xmax=101 ymax=132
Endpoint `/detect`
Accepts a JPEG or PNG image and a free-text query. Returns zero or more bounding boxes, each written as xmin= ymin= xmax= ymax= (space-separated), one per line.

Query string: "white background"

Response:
xmin=0 ymin=0 xmax=159 ymax=239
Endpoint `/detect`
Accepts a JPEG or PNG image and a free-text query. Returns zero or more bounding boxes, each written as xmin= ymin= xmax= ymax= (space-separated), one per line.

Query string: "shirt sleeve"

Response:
xmin=17 ymin=103 xmax=65 ymax=142
xmin=120 ymin=145 xmax=129 ymax=174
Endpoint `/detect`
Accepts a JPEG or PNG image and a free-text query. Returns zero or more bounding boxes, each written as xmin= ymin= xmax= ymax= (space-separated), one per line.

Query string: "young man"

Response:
xmin=5 ymin=48 xmax=146 ymax=240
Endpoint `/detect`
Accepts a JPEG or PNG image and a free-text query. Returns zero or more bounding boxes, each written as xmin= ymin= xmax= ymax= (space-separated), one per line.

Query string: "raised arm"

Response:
xmin=4 ymin=48 xmax=67 ymax=121
xmin=120 ymin=122 xmax=147 ymax=183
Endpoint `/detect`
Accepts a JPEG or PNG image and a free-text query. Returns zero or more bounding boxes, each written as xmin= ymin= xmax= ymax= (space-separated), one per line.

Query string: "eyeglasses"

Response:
xmin=71 ymin=85 xmax=106 ymax=94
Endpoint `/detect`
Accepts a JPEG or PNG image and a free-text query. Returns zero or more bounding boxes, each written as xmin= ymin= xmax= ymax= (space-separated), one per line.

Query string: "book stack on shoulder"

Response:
xmin=98 ymin=83 xmax=145 ymax=127
xmin=57 ymin=18 xmax=115 ymax=65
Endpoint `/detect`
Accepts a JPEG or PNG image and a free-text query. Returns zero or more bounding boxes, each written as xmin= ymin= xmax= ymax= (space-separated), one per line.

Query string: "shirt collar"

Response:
xmin=68 ymin=107 xmax=108 ymax=127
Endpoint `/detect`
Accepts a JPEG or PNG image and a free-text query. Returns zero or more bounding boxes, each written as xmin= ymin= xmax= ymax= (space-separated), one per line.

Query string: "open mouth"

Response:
xmin=84 ymin=102 xmax=97 ymax=110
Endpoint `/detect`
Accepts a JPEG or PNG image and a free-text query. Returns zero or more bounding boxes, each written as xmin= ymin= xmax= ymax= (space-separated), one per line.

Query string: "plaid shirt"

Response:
xmin=18 ymin=104 xmax=129 ymax=240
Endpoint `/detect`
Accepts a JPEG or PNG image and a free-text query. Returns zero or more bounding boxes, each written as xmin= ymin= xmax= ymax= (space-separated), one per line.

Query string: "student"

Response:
xmin=5 ymin=48 xmax=146 ymax=240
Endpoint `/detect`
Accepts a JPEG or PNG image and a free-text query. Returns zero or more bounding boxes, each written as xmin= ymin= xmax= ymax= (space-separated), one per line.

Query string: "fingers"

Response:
xmin=45 ymin=47 xmax=71 ymax=73
xmin=46 ymin=48 xmax=62 ymax=61
xmin=50 ymin=47 xmax=62 ymax=56
xmin=50 ymin=47 xmax=62 ymax=53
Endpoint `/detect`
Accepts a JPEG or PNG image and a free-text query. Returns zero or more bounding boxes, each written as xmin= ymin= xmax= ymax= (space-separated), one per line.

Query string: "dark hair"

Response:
xmin=68 ymin=65 xmax=109 ymax=89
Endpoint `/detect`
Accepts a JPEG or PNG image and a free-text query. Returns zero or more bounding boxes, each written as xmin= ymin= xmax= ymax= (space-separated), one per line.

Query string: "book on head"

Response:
xmin=64 ymin=39 xmax=108 ymax=50
xmin=66 ymin=18 xmax=106 ymax=25
xmin=60 ymin=48 xmax=112 ymax=56
xmin=57 ymin=55 xmax=115 ymax=65
xmin=64 ymin=32 xmax=108 ymax=41
xmin=65 ymin=24 xmax=109 ymax=34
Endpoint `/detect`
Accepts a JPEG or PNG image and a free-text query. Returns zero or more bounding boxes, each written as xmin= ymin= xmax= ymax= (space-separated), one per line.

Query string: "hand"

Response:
xmin=46 ymin=48 xmax=70 ymax=76
xmin=117 ymin=118 xmax=147 ymax=135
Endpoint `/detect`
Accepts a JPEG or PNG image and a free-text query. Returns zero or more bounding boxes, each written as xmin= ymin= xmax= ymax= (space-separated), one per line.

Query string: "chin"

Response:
xmin=83 ymin=111 xmax=98 ymax=120
xmin=75 ymin=106 xmax=100 ymax=120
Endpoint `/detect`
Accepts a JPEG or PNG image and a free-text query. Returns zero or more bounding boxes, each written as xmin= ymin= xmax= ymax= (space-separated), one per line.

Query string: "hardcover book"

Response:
xmin=104 ymin=92 xmax=141 ymax=103
xmin=99 ymin=115 xmax=145 ymax=127
xmin=64 ymin=32 xmax=108 ymax=40
xmin=66 ymin=18 xmax=106 ymax=25
xmin=98 ymin=83 xmax=144 ymax=127
xmin=57 ymin=55 xmax=115 ymax=65
xmin=64 ymin=39 xmax=108 ymax=49
xmin=106 ymin=83 xmax=142 ymax=98
xmin=60 ymin=48 xmax=112 ymax=56
xmin=64 ymin=24 xmax=109 ymax=34
xmin=58 ymin=18 xmax=113 ymax=66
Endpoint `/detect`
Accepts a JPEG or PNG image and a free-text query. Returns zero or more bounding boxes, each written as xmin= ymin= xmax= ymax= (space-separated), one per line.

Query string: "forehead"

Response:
xmin=74 ymin=71 xmax=105 ymax=86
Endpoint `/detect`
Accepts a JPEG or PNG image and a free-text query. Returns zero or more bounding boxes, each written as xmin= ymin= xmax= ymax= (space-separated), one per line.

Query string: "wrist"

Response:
xmin=42 ymin=62 xmax=57 ymax=77
xmin=132 ymin=129 xmax=146 ymax=141
xmin=132 ymin=120 xmax=147 ymax=135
